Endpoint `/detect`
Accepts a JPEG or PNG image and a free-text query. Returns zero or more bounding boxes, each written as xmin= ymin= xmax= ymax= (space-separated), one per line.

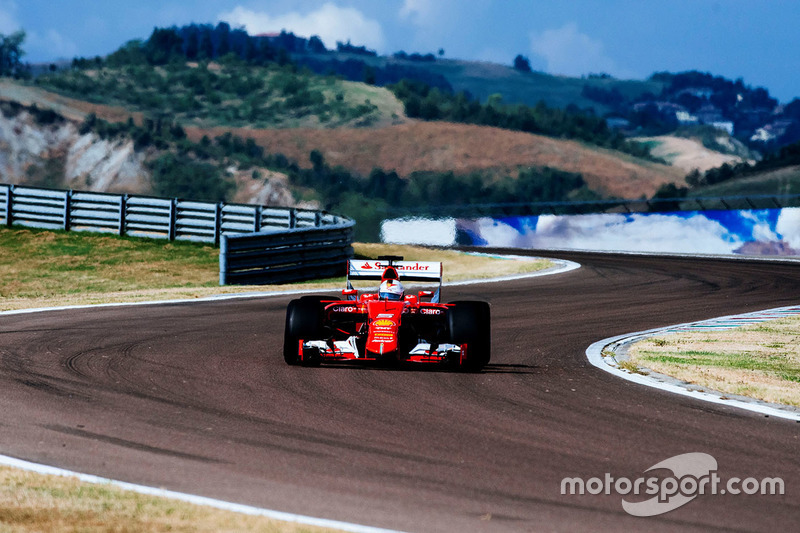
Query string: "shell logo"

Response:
xmin=373 ymin=319 xmax=395 ymax=327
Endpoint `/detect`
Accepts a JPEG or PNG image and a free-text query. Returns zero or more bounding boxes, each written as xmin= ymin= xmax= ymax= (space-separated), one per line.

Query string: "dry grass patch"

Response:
xmin=627 ymin=318 xmax=800 ymax=406
xmin=0 ymin=228 xmax=219 ymax=305
xmin=634 ymin=135 xmax=744 ymax=173
xmin=186 ymin=122 xmax=683 ymax=198
xmin=0 ymin=467 xmax=339 ymax=533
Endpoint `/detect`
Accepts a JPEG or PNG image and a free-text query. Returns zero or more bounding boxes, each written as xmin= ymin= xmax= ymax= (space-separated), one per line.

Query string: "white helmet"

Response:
xmin=379 ymin=279 xmax=404 ymax=301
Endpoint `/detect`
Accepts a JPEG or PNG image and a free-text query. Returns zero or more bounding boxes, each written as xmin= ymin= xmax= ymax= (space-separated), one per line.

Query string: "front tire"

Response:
xmin=447 ymin=301 xmax=491 ymax=371
xmin=283 ymin=298 xmax=324 ymax=366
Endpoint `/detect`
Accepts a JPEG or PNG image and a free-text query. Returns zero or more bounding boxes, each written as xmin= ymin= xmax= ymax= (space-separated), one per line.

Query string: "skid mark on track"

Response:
xmin=17 ymin=378 xmax=85 ymax=399
xmin=44 ymin=424 xmax=227 ymax=464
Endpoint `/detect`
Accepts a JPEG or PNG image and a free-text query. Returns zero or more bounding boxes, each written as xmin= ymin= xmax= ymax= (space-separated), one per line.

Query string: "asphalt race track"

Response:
xmin=0 ymin=251 xmax=799 ymax=532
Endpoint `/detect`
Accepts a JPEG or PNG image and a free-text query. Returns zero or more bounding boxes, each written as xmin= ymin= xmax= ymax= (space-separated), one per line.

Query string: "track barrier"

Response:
xmin=0 ymin=183 xmax=354 ymax=285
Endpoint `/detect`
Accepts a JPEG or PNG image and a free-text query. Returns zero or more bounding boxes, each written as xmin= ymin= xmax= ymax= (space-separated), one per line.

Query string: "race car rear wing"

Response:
xmin=346 ymin=258 xmax=443 ymax=302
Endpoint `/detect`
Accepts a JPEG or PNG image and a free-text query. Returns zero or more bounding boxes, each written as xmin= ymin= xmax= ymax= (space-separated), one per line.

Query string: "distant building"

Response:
xmin=711 ymin=121 xmax=734 ymax=135
xmin=605 ymin=117 xmax=631 ymax=130
xmin=655 ymin=102 xmax=685 ymax=115
xmin=751 ymin=127 xmax=775 ymax=143
xmin=675 ymin=110 xmax=699 ymax=125
xmin=750 ymin=120 xmax=795 ymax=143
xmin=738 ymin=107 xmax=776 ymax=133
xmin=632 ymin=101 xmax=701 ymax=126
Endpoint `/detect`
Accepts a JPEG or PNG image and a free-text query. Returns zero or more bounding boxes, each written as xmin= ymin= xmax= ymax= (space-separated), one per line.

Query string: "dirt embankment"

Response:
xmin=0 ymin=105 xmax=150 ymax=193
xmin=187 ymin=121 xmax=685 ymax=198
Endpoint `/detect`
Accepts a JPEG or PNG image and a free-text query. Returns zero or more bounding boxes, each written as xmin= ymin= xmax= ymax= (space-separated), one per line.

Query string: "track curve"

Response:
xmin=0 ymin=251 xmax=799 ymax=532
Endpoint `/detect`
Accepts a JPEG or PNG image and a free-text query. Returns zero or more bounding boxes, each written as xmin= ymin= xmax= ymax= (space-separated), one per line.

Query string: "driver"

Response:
xmin=379 ymin=279 xmax=404 ymax=300
xmin=379 ymin=266 xmax=404 ymax=300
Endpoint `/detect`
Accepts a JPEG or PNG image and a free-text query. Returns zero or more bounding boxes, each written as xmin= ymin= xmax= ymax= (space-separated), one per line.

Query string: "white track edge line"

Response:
xmin=0 ymin=455 xmax=403 ymax=533
xmin=586 ymin=306 xmax=800 ymax=422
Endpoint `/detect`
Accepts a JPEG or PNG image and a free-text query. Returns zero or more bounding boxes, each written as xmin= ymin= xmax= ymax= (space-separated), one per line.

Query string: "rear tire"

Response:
xmin=447 ymin=301 xmax=491 ymax=371
xmin=283 ymin=298 xmax=324 ymax=366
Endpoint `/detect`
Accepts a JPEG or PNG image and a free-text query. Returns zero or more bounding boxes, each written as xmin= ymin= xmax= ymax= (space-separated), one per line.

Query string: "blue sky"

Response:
xmin=4 ymin=1 xmax=800 ymax=102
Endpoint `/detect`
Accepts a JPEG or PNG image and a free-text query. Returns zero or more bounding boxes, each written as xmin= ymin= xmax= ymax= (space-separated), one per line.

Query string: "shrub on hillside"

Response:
xmin=149 ymin=153 xmax=233 ymax=202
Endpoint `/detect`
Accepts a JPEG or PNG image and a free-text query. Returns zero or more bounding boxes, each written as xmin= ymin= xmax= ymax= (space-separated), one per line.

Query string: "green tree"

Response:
xmin=308 ymin=35 xmax=326 ymax=53
xmin=335 ymin=192 xmax=387 ymax=242
xmin=363 ymin=65 xmax=376 ymax=85
xmin=150 ymin=153 xmax=233 ymax=202
xmin=513 ymin=54 xmax=532 ymax=72
xmin=143 ymin=28 xmax=183 ymax=65
xmin=0 ymin=30 xmax=26 ymax=77
xmin=198 ymin=31 xmax=214 ymax=60
xmin=650 ymin=183 xmax=689 ymax=212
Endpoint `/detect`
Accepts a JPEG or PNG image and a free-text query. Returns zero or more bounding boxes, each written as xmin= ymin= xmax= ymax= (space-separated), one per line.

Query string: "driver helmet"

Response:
xmin=379 ymin=279 xmax=404 ymax=301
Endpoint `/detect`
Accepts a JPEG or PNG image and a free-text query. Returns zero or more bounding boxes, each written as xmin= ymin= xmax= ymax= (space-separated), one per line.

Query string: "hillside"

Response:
xmin=301 ymin=53 xmax=665 ymax=114
xmin=1 ymin=76 xmax=685 ymax=199
xmin=32 ymin=60 xmax=406 ymax=129
xmin=188 ymin=121 xmax=684 ymax=198
xmin=300 ymin=52 xmax=798 ymax=152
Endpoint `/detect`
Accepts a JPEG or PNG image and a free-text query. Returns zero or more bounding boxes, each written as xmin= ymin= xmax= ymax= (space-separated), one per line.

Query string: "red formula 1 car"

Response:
xmin=283 ymin=256 xmax=491 ymax=371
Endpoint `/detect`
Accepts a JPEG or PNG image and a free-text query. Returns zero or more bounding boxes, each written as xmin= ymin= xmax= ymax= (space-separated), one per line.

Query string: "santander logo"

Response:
xmin=374 ymin=262 xmax=430 ymax=271
xmin=354 ymin=260 xmax=437 ymax=273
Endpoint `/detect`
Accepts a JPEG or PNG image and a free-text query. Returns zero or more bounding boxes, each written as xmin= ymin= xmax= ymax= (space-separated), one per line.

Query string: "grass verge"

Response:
xmin=0 ymin=467 xmax=338 ymax=533
xmin=627 ymin=317 xmax=800 ymax=407
xmin=0 ymin=227 xmax=552 ymax=312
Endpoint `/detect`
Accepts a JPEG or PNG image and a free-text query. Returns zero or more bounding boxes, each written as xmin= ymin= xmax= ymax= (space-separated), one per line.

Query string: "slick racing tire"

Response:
xmin=283 ymin=298 xmax=324 ymax=366
xmin=447 ymin=300 xmax=491 ymax=371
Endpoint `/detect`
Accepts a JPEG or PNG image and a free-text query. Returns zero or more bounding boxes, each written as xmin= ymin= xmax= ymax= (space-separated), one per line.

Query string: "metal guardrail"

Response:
xmin=0 ymin=184 xmax=345 ymax=243
xmin=0 ymin=183 xmax=354 ymax=285
xmin=219 ymin=223 xmax=354 ymax=285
